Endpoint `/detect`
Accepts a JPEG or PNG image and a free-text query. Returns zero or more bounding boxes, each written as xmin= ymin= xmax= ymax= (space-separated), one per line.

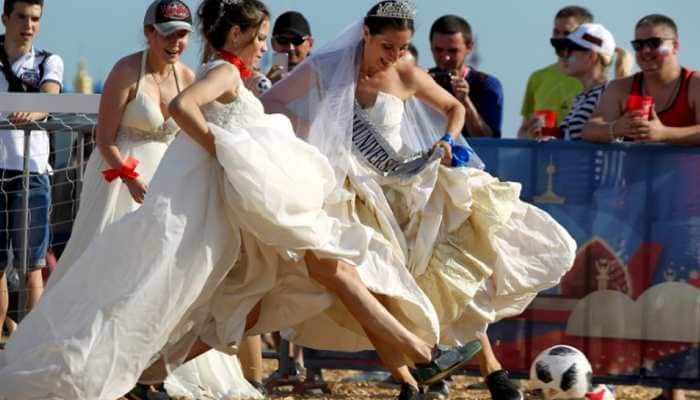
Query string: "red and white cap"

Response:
xmin=566 ymin=23 xmax=616 ymax=58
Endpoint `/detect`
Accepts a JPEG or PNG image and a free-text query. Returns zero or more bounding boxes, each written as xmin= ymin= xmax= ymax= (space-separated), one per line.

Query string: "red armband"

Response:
xmin=102 ymin=157 xmax=140 ymax=182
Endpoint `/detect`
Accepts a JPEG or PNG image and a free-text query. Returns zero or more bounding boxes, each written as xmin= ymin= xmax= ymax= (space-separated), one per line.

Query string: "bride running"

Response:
xmin=262 ymin=1 xmax=577 ymax=398
xmin=43 ymin=1 xmax=261 ymax=398
xmin=0 ymin=1 xmax=477 ymax=399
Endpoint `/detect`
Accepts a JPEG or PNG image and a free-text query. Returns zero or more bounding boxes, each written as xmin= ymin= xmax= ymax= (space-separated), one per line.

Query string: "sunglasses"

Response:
xmin=273 ymin=35 xmax=308 ymax=46
xmin=630 ymin=37 xmax=674 ymax=52
xmin=550 ymin=38 xmax=589 ymax=58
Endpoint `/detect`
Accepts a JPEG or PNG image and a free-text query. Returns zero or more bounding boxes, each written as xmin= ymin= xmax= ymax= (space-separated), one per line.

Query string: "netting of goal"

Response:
xmin=0 ymin=93 xmax=99 ymax=325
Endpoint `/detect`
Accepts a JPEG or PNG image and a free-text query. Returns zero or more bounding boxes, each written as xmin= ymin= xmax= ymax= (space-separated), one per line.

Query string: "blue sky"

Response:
xmin=34 ymin=0 xmax=700 ymax=137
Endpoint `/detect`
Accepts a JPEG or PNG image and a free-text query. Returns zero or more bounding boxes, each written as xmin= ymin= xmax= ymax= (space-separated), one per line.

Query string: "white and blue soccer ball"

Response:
xmin=530 ymin=345 xmax=593 ymax=399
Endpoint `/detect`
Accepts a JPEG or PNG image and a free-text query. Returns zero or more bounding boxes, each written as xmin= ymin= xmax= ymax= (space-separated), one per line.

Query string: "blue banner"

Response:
xmin=476 ymin=139 xmax=700 ymax=388
xmin=304 ymin=139 xmax=700 ymax=389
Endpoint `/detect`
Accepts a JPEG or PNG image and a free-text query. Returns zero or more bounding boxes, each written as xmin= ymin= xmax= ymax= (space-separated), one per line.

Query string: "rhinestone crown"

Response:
xmin=370 ymin=0 xmax=416 ymax=20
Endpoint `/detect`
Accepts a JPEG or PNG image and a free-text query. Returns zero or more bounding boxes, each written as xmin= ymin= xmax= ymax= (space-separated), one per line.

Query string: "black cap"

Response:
xmin=273 ymin=11 xmax=311 ymax=37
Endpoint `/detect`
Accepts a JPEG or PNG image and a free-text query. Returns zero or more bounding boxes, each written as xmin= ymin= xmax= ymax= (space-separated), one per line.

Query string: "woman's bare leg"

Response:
xmin=365 ymin=330 xmax=417 ymax=388
xmin=304 ymin=252 xmax=432 ymax=364
xmin=138 ymin=301 xmax=264 ymax=384
xmin=239 ymin=335 xmax=263 ymax=384
xmin=477 ymin=332 xmax=501 ymax=376
xmin=0 ymin=273 xmax=7 ymax=339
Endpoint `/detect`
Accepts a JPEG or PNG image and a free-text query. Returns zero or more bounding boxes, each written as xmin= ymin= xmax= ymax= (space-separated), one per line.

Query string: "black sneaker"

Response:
xmin=397 ymin=383 xmax=420 ymax=400
xmin=423 ymin=378 xmax=450 ymax=400
xmin=485 ymin=370 xmax=523 ymax=400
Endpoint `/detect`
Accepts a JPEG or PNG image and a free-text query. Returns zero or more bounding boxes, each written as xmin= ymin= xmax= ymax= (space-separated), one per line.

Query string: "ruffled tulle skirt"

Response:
xmin=291 ymin=160 xmax=577 ymax=347
xmin=0 ymin=116 xmax=439 ymax=399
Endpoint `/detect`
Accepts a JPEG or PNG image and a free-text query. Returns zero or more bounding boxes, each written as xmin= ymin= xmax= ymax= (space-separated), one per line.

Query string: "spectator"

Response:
xmin=583 ymin=14 xmax=699 ymax=145
xmin=518 ymin=6 xmax=593 ymax=139
xmin=427 ymin=15 xmax=518 ymax=400
xmin=267 ymin=11 xmax=313 ymax=83
xmin=522 ymin=23 xmax=632 ymax=140
xmin=429 ymin=15 xmax=504 ymax=137
xmin=0 ymin=0 xmax=62 ymax=338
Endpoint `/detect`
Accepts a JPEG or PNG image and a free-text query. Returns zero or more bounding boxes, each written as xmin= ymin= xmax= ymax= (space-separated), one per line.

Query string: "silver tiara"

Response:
xmin=370 ymin=0 xmax=416 ymax=20
xmin=222 ymin=0 xmax=242 ymax=5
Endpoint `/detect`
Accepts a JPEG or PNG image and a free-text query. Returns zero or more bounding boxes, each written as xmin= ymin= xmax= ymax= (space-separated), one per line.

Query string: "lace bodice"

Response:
xmin=198 ymin=60 xmax=267 ymax=131
xmin=364 ymin=91 xmax=404 ymax=151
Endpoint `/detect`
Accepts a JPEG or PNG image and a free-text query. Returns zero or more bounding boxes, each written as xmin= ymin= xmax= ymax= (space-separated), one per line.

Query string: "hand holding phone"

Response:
xmin=272 ymin=52 xmax=289 ymax=73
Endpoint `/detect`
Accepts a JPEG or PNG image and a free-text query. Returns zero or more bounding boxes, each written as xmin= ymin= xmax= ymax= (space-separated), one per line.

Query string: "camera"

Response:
xmin=430 ymin=69 xmax=455 ymax=95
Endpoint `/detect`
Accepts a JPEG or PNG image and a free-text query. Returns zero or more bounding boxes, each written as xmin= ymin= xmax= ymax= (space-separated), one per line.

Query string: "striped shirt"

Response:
xmin=561 ymin=82 xmax=607 ymax=140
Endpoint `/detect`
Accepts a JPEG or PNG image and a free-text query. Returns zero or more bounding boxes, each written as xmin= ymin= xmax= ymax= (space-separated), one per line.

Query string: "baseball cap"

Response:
xmin=144 ymin=0 xmax=193 ymax=37
xmin=551 ymin=23 xmax=616 ymax=58
xmin=273 ymin=11 xmax=312 ymax=37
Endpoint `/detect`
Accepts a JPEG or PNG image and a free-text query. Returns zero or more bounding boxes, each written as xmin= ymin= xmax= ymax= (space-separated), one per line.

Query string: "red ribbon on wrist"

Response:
xmin=102 ymin=157 xmax=140 ymax=182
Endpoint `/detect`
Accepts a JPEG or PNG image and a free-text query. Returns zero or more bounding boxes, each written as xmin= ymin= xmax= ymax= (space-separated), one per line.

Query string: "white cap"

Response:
xmin=567 ymin=23 xmax=616 ymax=58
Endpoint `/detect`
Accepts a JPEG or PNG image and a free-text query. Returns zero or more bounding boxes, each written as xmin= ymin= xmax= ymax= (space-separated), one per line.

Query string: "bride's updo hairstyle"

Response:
xmin=198 ymin=0 xmax=269 ymax=61
xmin=364 ymin=0 xmax=415 ymax=35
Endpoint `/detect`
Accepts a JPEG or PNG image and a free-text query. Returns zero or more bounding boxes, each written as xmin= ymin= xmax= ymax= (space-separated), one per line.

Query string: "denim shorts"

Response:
xmin=0 ymin=169 xmax=51 ymax=273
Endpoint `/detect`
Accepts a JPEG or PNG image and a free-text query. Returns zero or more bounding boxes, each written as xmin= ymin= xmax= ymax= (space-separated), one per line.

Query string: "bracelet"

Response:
xmin=102 ymin=157 xmax=140 ymax=182
xmin=440 ymin=134 xmax=455 ymax=146
xmin=608 ymin=120 xmax=618 ymax=142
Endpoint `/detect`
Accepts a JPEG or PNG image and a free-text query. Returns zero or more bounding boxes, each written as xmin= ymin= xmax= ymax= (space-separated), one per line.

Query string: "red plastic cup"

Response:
xmin=534 ymin=110 xmax=557 ymax=128
xmin=626 ymin=95 xmax=653 ymax=120
xmin=534 ymin=110 xmax=561 ymax=138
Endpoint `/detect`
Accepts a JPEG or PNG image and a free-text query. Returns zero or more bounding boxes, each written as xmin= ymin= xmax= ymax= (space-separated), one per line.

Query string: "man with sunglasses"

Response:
xmin=267 ymin=11 xmax=313 ymax=84
xmin=583 ymin=14 xmax=700 ymax=145
xmin=518 ymin=6 xmax=593 ymax=139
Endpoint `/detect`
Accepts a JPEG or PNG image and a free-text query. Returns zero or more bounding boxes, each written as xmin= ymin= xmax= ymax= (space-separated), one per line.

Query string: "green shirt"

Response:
xmin=520 ymin=63 xmax=583 ymax=125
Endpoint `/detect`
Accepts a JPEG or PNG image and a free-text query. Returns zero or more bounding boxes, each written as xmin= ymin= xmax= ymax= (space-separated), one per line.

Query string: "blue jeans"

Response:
xmin=0 ymin=169 xmax=51 ymax=273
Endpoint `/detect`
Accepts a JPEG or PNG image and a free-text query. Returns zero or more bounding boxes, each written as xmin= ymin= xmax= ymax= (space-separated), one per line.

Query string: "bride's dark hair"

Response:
xmin=198 ymin=0 xmax=270 ymax=62
xmin=364 ymin=0 xmax=415 ymax=35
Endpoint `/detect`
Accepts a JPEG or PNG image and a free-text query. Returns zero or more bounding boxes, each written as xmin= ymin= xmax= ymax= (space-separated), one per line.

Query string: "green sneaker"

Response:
xmin=412 ymin=339 xmax=482 ymax=385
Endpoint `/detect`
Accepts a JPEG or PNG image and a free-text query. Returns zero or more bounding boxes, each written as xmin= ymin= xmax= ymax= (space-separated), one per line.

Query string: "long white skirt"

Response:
xmin=45 ymin=132 xmax=261 ymax=400
xmin=0 ymin=117 xmax=439 ymax=399
xmin=165 ymin=351 xmax=262 ymax=400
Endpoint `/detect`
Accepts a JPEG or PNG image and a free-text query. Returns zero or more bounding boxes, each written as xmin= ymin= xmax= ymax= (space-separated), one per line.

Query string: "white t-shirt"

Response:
xmin=0 ymin=46 xmax=64 ymax=173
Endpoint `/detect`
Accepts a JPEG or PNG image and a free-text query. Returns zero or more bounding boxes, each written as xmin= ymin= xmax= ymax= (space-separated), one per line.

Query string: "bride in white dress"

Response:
xmin=0 ymin=1 xmax=464 ymax=399
xmin=262 ymin=1 xmax=577 ymax=397
xmin=43 ymin=2 xmax=261 ymax=399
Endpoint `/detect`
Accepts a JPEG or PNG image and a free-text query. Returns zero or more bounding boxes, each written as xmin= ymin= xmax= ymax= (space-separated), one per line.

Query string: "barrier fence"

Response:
xmin=305 ymin=139 xmax=700 ymax=390
xmin=0 ymin=93 xmax=98 ymax=325
xmin=1 ymin=95 xmax=698 ymax=389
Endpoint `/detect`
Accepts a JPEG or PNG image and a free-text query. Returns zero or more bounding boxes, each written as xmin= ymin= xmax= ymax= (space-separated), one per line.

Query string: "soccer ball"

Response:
xmin=530 ymin=345 xmax=593 ymax=399
xmin=251 ymin=74 xmax=272 ymax=96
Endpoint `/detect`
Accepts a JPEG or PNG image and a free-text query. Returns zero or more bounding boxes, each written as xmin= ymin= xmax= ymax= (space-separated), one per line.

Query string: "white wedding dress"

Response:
xmin=0 ymin=60 xmax=439 ymax=400
xmin=43 ymin=51 xmax=262 ymax=400
xmin=284 ymin=91 xmax=577 ymax=346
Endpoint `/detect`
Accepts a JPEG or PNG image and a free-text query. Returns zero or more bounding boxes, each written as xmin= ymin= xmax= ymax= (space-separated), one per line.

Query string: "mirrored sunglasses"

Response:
xmin=550 ymin=38 xmax=590 ymax=58
xmin=630 ymin=37 xmax=674 ymax=52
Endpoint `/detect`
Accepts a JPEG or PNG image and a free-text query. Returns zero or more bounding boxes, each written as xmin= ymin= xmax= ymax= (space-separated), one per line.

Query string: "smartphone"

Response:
xmin=430 ymin=69 xmax=455 ymax=95
xmin=272 ymin=52 xmax=289 ymax=73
